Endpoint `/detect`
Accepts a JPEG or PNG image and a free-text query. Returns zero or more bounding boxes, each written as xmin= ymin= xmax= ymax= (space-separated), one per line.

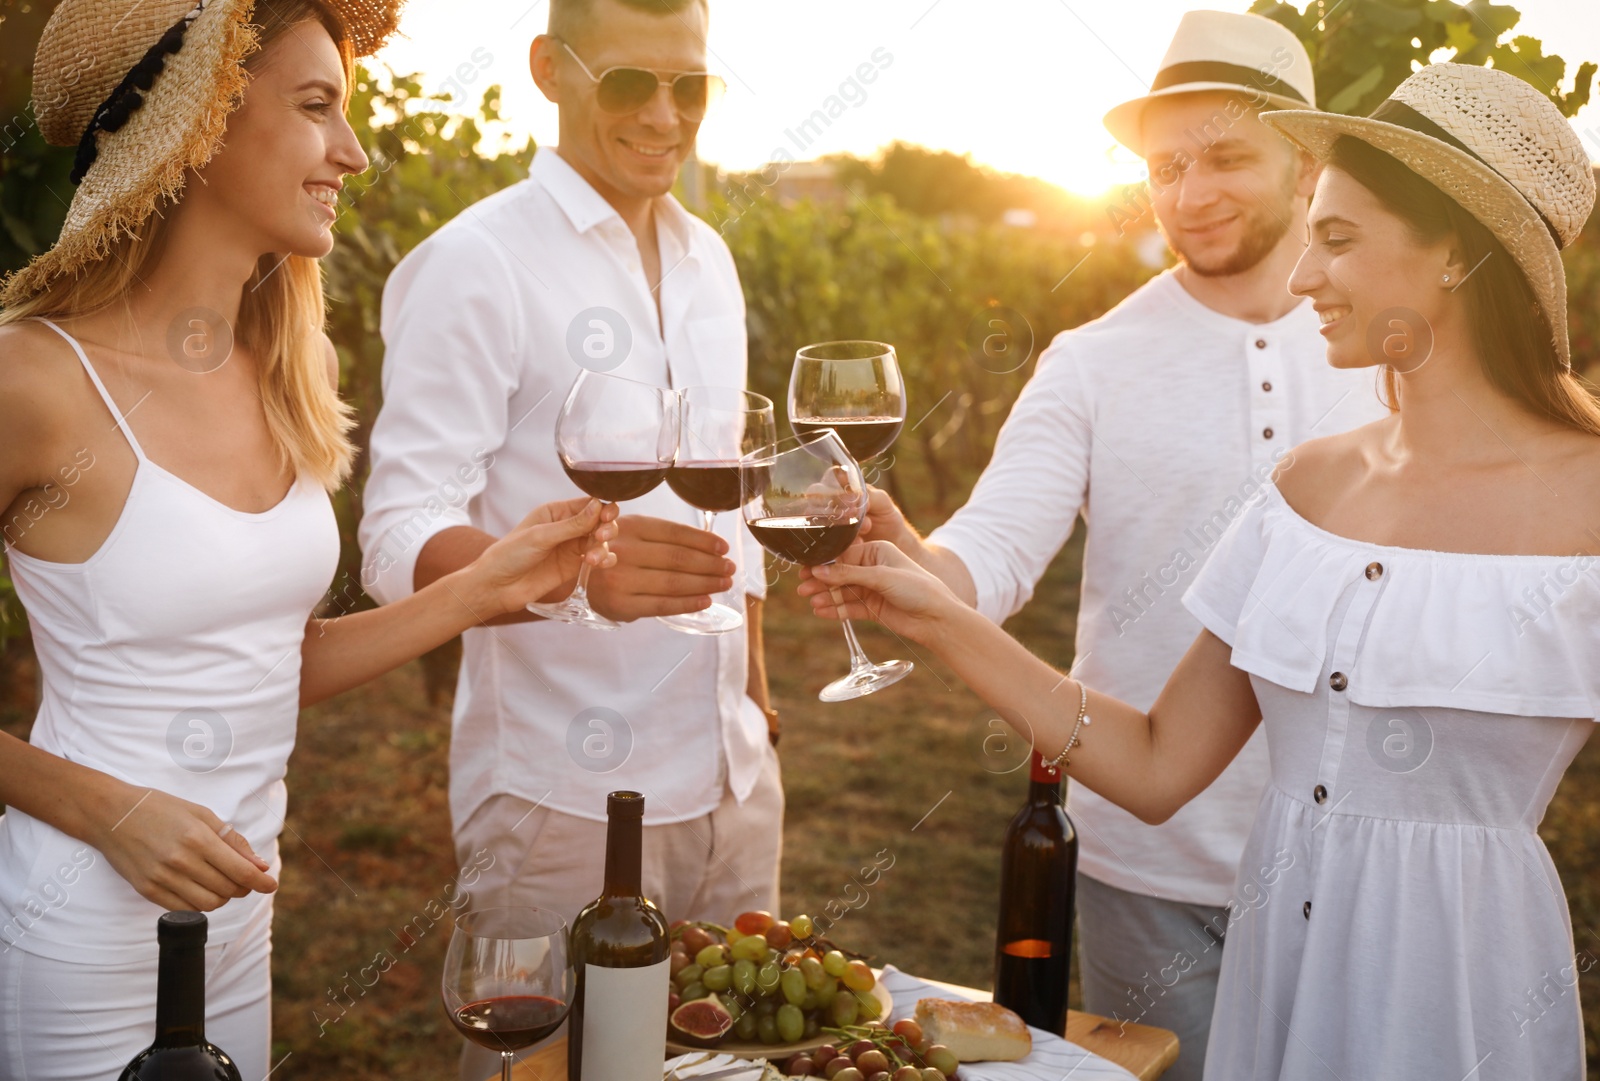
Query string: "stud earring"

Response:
xmin=1442 ymin=274 xmax=1452 ymax=284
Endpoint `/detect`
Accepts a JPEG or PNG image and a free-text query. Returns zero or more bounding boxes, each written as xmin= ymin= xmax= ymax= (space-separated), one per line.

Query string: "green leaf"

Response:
xmin=1326 ymin=62 xmax=1387 ymax=114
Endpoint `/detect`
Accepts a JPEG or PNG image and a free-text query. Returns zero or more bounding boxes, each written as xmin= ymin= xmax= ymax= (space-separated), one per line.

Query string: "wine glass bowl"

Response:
xmin=442 ymin=906 xmax=573 ymax=1081
xmin=742 ymin=430 xmax=912 ymax=701
xmin=660 ymin=387 xmax=776 ymax=636
xmin=529 ymin=370 xmax=678 ymax=630
xmin=788 ymin=340 xmax=907 ymax=463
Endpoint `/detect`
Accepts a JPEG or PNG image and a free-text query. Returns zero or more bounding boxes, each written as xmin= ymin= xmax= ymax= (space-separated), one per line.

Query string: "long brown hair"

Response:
xmin=0 ymin=0 xmax=359 ymax=489
xmin=1328 ymin=134 xmax=1600 ymax=436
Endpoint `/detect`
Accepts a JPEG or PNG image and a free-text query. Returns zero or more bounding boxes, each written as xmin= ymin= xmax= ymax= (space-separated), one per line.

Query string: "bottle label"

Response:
xmin=580 ymin=957 xmax=670 ymax=1081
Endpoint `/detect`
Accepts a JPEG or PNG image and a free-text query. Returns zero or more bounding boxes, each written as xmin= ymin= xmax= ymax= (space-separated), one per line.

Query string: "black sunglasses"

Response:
xmin=558 ymin=39 xmax=725 ymax=122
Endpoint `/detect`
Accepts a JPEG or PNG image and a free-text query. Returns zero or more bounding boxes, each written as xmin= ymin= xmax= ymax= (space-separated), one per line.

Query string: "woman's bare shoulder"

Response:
xmin=0 ymin=321 xmax=83 ymax=445
xmin=1270 ymin=419 xmax=1387 ymax=514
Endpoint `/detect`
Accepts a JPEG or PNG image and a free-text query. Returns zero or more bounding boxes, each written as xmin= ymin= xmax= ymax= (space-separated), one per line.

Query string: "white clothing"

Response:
xmin=0 ymin=890 xmax=273 ymax=1081
xmin=929 ymin=270 xmax=1384 ymax=904
xmin=358 ymin=147 xmax=769 ymax=832
xmin=0 ymin=320 xmax=332 ymax=965
xmin=1183 ymin=484 xmax=1594 ymax=1080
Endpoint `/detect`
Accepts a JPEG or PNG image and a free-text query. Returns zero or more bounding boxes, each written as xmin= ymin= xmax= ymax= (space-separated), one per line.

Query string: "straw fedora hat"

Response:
xmin=1103 ymin=10 xmax=1316 ymax=157
xmin=1262 ymin=63 xmax=1596 ymax=369
xmin=1 ymin=0 xmax=403 ymax=307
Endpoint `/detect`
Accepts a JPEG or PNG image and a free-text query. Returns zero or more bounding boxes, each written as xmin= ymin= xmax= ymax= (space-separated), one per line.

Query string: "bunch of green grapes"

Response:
xmin=667 ymin=910 xmax=884 ymax=1046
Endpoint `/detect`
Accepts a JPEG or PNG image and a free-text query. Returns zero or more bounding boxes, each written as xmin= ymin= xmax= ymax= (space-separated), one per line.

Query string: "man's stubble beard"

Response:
xmin=1165 ymin=166 xmax=1298 ymax=279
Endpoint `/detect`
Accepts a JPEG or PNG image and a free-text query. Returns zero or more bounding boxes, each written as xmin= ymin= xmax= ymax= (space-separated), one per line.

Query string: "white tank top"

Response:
xmin=0 ymin=319 xmax=339 ymax=963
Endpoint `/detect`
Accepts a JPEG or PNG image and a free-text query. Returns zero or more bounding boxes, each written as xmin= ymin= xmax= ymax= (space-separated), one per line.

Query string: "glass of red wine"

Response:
xmin=441 ymin=905 xmax=572 ymax=1081
xmin=788 ymin=340 xmax=906 ymax=464
xmin=528 ymin=369 xmax=679 ymax=630
xmin=661 ymin=387 xmax=777 ymax=636
xmin=742 ymin=429 xmax=912 ymax=701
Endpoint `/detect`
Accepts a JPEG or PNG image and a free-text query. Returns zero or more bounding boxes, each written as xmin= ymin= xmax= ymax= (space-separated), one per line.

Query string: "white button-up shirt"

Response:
xmin=359 ymin=147 xmax=769 ymax=830
xmin=928 ymin=269 xmax=1386 ymax=905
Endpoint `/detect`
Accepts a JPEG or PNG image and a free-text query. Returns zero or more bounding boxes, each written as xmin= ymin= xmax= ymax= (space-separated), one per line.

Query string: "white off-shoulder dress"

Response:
xmin=1181 ymin=484 xmax=1596 ymax=1080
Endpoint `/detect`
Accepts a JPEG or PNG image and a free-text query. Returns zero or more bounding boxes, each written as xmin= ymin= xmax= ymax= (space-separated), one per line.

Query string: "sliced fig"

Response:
xmin=669 ymin=992 xmax=733 ymax=1046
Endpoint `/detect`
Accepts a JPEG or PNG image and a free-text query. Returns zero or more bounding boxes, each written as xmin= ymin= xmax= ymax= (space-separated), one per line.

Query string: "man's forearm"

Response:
xmin=415 ymin=525 xmax=539 ymax=625
xmin=744 ymin=595 xmax=770 ymax=712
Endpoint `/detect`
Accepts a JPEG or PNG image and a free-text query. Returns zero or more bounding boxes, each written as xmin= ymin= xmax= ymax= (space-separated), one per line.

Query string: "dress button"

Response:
xmin=1314 ymin=784 xmax=1328 ymax=804
xmin=1329 ymin=671 xmax=1347 ymax=691
xmin=1263 ymin=427 xmax=1275 ymax=439
xmin=1303 ymin=901 xmax=1312 ymax=919
xmin=1261 ymin=381 xmax=1273 ymax=392
xmin=1255 ymin=338 xmax=1267 ymax=349
xmin=1365 ymin=561 xmax=1383 ymax=580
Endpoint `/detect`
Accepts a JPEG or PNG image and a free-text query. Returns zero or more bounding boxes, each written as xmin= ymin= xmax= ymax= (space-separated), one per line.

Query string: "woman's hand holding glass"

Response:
xmin=797 ymin=540 xmax=967 ymax=644
xmin=464 ymin=497 xmax=620 ymax=619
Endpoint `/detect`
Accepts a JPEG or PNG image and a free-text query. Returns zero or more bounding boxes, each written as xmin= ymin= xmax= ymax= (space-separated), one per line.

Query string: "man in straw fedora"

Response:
xmin=0 ymin=2 xmax=632 ymax=1077
xmin=800 ymin=58 xmax=1600 ymax=1081
xmin=851 ymin=12 xmax=1381 ymax=1077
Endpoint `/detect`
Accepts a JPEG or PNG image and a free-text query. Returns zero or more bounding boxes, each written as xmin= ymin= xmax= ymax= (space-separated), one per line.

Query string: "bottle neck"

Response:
xmin=603 ymin=812 xmax=643 ymax=896
xmin=153 ymin=941 xmax=206 ymax=1047
xmin=1027 ymin=753 xmax=1064 ymax=804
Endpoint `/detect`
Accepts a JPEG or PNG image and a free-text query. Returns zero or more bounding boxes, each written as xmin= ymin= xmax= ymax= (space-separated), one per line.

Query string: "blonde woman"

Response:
xmin=805 ymin=65 xmax=1599 ymax=1080
xmin=0 ymin=1 xmax=616 ymax=1077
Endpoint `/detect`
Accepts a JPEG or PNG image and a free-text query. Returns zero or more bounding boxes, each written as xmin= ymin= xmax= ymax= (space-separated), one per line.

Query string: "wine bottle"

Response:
xmin=567 ymin=791 xmax=670 ymax=1080
xmin=119 ymin=911 xmax=243 ymax=1081
xmin=993 ymin=751 xmax=1078 ymax=1033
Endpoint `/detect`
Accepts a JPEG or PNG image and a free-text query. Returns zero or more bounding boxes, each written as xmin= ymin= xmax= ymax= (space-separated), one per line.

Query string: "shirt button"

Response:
xmin=1261 ymin=381 xmax=1273 ymax=392
xmin=1365 ymin=561 xmax=1384 ymax=580
xmin=1263 ymin=427 xmax=1275 ymax=439
xmin=1255 ymin=338 xmax=1268 ymax=349
xmin=1313 ymin=784 xmax=1328 ymax=804
xmin=1303 ymin=901 xmax=1312 ymax=919
xmin=1329 ymin=671 xmax=1347 ymax=692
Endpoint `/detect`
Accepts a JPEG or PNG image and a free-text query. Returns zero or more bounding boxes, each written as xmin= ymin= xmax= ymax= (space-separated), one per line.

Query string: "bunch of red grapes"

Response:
xmin=782 ymin=1020 xmax=960 ymax=1079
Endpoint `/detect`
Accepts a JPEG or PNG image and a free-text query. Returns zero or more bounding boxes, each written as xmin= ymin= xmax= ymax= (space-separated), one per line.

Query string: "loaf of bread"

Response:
xmin=914 ymin=998 xmax=1033 ymax=1061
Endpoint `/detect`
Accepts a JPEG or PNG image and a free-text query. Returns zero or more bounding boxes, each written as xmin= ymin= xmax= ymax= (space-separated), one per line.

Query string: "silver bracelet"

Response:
xmin=1045 ymin=680 xmax=1091 ymax=769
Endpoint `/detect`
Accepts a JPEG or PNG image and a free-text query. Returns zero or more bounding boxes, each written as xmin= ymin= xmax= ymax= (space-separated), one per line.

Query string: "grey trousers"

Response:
xmin=1075 ymin=871 xmax=1228 ymax=1081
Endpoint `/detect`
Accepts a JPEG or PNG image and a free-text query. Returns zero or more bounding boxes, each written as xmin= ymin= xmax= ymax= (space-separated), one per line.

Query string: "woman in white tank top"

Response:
xmin=0 ymin=3 xmax=618 ymax=1077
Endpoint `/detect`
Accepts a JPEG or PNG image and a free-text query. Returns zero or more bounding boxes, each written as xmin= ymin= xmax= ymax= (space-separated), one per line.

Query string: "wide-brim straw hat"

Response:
xmin=1262 ymin=63 xmax=1596 ymax=370
xmin=1103 ymin=10 xmax=1317 ymax=157
xmin=1 ymin=0 xmax=403 ymax=308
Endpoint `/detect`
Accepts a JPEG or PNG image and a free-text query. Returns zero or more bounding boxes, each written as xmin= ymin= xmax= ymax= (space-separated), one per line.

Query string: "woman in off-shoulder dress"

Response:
xmin=800 ymin=63 xmax=1600 ymax=1081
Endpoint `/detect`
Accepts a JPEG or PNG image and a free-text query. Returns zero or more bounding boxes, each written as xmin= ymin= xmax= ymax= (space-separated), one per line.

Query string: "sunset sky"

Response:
xmin=371 ymin=0 xmax=1600 ymax=198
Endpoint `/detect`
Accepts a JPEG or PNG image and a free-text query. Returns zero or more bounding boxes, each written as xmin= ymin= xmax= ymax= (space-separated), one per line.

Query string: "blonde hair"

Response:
xmin=0 ymin=0 xmax=358 ymax=490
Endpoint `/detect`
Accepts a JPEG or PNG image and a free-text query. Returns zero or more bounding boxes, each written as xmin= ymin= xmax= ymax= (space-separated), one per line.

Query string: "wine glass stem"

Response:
xmin=501 ymin=1050 xmax=514 ymax=1081
xmin=840 ymin=618 xmax=876 ymax=673
xmin=569 ymin=501 xmax=613 ymax=605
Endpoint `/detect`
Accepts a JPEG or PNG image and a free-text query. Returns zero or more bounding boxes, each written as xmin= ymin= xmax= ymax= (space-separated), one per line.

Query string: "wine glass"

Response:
xmin=441 ymin=906 xmax=573 ymax=1081
xmin=742 ymin=429 xmax=913 ymax=701
xmin=660 ymin=387 xmax=778 ymax=636
xmin=528 ymin=369 xmax=679 ymax=630
xmin=788 ymin=340 xmax=907 ymax=463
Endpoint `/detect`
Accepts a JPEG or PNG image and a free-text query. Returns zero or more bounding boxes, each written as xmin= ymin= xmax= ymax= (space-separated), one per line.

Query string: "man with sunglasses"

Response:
xmin=357 ymin=2 xmax=780 ymax=1074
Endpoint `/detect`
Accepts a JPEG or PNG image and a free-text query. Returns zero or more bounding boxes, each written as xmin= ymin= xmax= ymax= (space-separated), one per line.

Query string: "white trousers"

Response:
xmin=0 ymin=895 xmax=273 ymax=1081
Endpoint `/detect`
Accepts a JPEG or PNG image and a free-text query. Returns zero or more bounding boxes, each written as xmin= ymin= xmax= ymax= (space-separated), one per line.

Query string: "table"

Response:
xmin=487 ymin=975 xmax=1179 ymax=1081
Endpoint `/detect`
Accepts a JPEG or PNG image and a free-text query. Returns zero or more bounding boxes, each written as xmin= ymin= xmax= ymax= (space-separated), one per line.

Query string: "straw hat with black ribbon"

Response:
xmin=1261 ymin=63 xmax=1596 ymax=370
xmin=1103 ymin=9 xmax=1317 ymax=156
xmin=0 ymin=0 xmax=403 ymax=308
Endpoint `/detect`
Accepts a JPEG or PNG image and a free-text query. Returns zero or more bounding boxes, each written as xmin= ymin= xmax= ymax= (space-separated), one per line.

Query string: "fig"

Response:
xmin=669 ymin=993 xmax=733 ymax=1046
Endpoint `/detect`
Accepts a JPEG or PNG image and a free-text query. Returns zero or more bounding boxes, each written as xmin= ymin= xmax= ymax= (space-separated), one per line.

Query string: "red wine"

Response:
xmin=451 ymin=994 xmax=568 ymax=1051
xmin=119 ymin=912 xmax=243 ymax=1081
xmin=666 ymin=461 xmax=748 ymax=512
xmin=568 ymin=792 xmax=670 ymax=1081
xmin=993 ymin=752 xmax=1077 ymax=1033
xmin=792 ymin=416 xmax=903 ymax=462
xmin=747 ymin=515 xmax=861 ymax=565
xmin=562 ymin=460 xmax=669 ymax=502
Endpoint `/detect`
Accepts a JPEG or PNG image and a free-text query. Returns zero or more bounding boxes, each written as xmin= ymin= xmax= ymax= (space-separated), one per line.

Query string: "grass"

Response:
xmin=3 ymin=501 xmax=1598 ymax=1077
